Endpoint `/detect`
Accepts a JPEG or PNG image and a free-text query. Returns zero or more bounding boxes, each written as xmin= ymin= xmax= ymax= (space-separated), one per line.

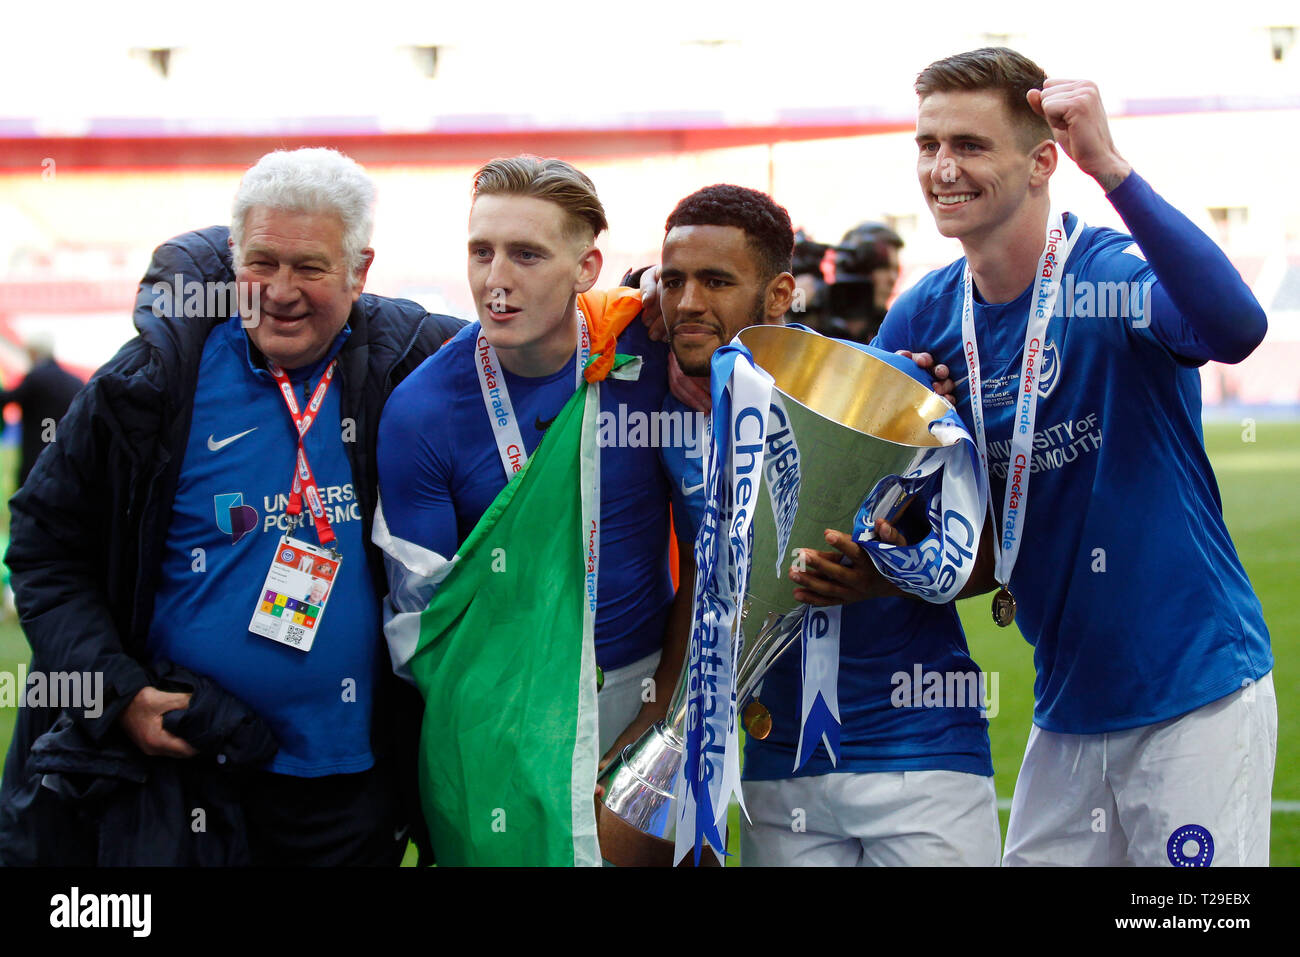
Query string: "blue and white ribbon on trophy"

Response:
xmin=853 ymin=410 xmax=989 ymax=602
xmin=673 ymin=342 xmax=771 ymax=865
xmin=793 ymin=604 xmax=842 ymax=771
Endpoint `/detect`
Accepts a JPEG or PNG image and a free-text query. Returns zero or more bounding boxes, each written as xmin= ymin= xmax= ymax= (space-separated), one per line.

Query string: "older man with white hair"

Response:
xmin=0 ymin=148 xmax=462 ymax=866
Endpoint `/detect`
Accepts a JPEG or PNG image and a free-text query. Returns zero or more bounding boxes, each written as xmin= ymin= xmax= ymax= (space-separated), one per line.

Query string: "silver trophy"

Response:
xmin=596 ymin=325 xmax=957 ymax=865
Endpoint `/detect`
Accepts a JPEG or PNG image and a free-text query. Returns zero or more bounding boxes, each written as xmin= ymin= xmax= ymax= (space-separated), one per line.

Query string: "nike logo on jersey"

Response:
xmin=682 ymin=476 xmax=705 ymax=496
xmin=535 ymin=414 xmax=558 ymax=432
xmin=208 ymin=428 xmax=257 ymax=452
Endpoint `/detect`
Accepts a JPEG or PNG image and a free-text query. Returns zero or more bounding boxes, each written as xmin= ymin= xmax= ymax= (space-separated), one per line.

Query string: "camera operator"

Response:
xmin=824 ymin=222 xmax=903 ymax=343
xmin=786 ymin=229 xmax=832 ymax=331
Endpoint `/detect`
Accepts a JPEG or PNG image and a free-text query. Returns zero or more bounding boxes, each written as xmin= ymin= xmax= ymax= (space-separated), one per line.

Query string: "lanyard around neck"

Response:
xmin=475 ymin=304 xmax=591 ymax=479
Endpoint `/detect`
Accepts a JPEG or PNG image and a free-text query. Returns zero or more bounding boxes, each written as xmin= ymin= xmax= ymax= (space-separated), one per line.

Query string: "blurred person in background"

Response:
xmin=824 ymin=222 xmax=903 ymax=343
xmin=0 ymin=334 xmax=84 ymax=487
xmin=786 ymin=229 xmax=833 ymax=330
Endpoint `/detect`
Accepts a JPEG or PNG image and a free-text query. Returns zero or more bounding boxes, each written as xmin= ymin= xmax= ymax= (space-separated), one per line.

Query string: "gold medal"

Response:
xmin=991 ymin=586 xmax=1017 ymax=627
xmin=742 ymin=700 xmax=772 ymax=740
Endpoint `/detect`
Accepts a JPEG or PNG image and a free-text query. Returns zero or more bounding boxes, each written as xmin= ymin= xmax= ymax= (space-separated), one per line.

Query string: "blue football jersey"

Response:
xmin=148 ymin=317 xmax=380 ymax=776
xmin=875 ymin=190 xmax=1272 ymax=734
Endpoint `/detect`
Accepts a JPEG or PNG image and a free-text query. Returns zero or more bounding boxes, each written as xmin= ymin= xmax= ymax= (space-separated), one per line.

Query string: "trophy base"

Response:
xmin=596 ymin=800 xmax=724 ymax=867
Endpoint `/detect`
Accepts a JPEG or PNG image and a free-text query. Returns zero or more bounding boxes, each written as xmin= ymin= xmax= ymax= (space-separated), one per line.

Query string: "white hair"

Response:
xmin=230 ymin=148 xmax=375 ymax=283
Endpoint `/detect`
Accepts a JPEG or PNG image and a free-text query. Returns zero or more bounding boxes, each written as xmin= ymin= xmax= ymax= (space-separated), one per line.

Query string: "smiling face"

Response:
xmin=467 ymin=193 xmax=601 ymax=375
xmin=661 ymin=224 xmax=792 ymax=377
xmin=916 ymin=89 xmax=1053 ymax=249
xmin=235 ymin=206 xmax=370 ymax=370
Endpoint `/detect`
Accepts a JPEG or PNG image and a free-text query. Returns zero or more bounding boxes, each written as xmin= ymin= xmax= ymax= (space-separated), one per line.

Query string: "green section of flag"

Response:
xmin=409 ymin=382 xmax=597 ymax=867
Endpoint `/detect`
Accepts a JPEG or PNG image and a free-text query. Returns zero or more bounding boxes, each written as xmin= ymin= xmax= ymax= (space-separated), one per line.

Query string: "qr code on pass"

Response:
xmin=283 ymin=624 xmax=306 ymax=646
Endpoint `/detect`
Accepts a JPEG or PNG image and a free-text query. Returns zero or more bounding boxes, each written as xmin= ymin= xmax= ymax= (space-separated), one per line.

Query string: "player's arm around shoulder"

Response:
xmin=365 ymin=293 xmax=467 ymax=389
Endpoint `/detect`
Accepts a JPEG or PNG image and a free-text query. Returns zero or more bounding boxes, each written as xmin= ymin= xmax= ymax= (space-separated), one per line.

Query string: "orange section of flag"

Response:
xmin=578 ymin=287 xmax=643 ymax=384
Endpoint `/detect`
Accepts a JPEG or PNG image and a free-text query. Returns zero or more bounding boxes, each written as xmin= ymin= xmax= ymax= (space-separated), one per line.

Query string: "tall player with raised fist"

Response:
xmin=871 ymin=48 xmax=1275 ymax=866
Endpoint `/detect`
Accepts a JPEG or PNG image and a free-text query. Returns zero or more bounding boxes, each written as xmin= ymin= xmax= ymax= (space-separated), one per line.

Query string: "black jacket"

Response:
xmin=26 ymin=661 xmax=278 ymax=866
xmin=0 ymin=226 xmax=464 ymax=865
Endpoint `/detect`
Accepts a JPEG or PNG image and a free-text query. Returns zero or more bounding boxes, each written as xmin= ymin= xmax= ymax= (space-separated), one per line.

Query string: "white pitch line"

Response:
xmin=995 ymin=798 xmax=1300 ymax=813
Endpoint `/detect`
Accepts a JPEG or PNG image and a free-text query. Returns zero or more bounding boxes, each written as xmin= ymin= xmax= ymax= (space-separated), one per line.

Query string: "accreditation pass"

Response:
xmin=248 ymin=536 xmax=340 ymax=652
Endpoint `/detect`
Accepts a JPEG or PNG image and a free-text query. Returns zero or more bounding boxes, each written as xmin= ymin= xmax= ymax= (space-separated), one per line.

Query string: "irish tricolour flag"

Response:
xmin=378 ymin=290 xmax=641 ymax=866
xmin=408 ymin=373 xmax=605 ymax=866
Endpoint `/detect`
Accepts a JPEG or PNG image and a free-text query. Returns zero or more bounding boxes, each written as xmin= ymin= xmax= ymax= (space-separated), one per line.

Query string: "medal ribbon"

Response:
xmin=268 ymin=359 xmax=339 ymax=547
xmin=475 ymin=306 xmax=591 ymax=480
xmin=961 ymin=212 xmax=1082 ymax=590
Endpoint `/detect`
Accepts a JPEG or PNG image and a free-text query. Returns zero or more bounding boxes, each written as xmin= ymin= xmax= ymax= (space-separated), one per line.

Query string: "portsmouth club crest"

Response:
xmin=1036 ymin=339 xmax=1061 ymax=399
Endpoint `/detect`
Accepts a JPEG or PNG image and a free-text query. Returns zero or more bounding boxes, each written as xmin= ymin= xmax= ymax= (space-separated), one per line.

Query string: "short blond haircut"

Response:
xmin=472 ymin=155 xmax=608 ymax=241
